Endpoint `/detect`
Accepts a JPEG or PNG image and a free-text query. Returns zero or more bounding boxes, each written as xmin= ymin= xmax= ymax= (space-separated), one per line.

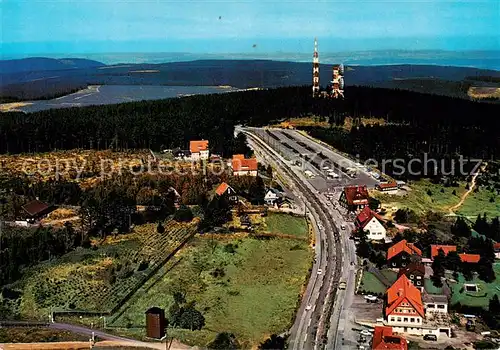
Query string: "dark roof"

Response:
xmin=21 ymin=200 xmax=50 ymax=217
xmin=145 ymin=307 xmax=164 ymax=314
xmin=343 ymin=186 xmax=369 ymax=205
xmin=398 ymin=262 xmax=425 ymax=277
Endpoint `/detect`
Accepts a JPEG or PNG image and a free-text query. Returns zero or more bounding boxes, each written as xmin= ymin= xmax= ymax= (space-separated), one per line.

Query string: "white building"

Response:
xmin=264 ymin=189 xmax=280 ymax=206
xmin=355 ymin=206 xmax=386 ymax=240
xmin=190 ymin=140 xmax=209 ymax=160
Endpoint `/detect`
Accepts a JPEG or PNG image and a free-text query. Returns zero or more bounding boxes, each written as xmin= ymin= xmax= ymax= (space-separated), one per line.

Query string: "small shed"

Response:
xmin=21 ymin=199 xmax=54 ymax=221
xmin=145 ymin=307 xmax=166 ymax=339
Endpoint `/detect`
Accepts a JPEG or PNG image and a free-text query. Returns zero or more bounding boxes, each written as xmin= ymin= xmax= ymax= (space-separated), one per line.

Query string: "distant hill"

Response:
xmin=0 ymin=58 xmax=499 ymax=101
xmin=0 ymin=57 xmax=105 ymax=74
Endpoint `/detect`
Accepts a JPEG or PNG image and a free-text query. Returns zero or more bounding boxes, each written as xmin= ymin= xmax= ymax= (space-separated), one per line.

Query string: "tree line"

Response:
xmin=0 ymin=86 xmax=498 ymax=162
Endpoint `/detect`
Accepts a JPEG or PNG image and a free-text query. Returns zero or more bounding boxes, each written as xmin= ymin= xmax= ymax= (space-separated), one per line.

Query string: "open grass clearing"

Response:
xmin=457 ymin=188 xmax=500 ymax=219
xmin=358 ymin=271 xmax=387 ymax=295
xmin=449 ymin=263 xmax=500 ymax=309
xmin=263 ymin=212 xmax=308 ymax=239
xmin=373 ymin=179 xmax=468 ymax=217
xmin=110 ymin=235 xmax=313 ymax=347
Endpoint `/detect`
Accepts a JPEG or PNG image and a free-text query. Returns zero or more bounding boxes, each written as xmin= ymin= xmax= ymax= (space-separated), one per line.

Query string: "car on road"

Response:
xmin=317 ymin=268 xmax=323 ymax=274
xmin=340 ymin=224 xmax=346 ymax=230
xmin=338 ymin=280 xmax=346 ymax=289
xmin=360 ymin=330 xmax=372 ymax=337
xmin=305 ymin=304 xmax=312 ymax=311
xmin=364 ymin=295 xmax=378 ymax=302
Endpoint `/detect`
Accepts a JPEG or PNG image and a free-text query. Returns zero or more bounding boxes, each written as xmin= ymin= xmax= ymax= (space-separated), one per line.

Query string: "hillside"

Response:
xmin=0 ymin=57 xmax=105 ymax=74
xmin=1 ymin=59 xmax=499 ymax=101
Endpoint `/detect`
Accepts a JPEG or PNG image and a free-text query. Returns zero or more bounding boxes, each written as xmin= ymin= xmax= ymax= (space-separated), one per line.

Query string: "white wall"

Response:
xmin=425 ymin=302 xmax=448 ymax=315
xmin=364 ymin=217 xmax=386 ymax=240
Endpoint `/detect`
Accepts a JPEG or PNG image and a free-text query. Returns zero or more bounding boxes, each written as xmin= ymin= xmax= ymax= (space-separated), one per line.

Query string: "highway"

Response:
xmin=241 ymin=127 xmax=351 ymax=350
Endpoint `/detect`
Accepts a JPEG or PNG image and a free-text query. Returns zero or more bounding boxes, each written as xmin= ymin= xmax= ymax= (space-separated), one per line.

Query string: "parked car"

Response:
xmin=360 ymin=330 xmax=372 ymax=337
xmin=317 ymin=268 xmax=323 ymax=275
xmin=423 ymin=334 xmax=437 ymax=341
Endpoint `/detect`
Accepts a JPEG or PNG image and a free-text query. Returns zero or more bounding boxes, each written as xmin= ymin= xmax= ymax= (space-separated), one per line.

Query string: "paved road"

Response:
xmin=241 ymin=127 xmax=360 ymax=350
xmin=0 ymin=320 xmax=179 ymax=349
xmin=255 ymin=128 xmax=379 ymax=193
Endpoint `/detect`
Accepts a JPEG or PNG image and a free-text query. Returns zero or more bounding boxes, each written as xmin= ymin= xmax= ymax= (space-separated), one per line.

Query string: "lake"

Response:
xmin=13 ymin=85 xmax=239 ymax=113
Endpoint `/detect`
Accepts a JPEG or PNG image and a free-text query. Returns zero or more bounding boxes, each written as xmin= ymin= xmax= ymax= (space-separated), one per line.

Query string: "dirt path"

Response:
xmin=448 ymin=163 xmax=485 ymax=213
xmin=0 ymin=340 xmax=192 ymax=349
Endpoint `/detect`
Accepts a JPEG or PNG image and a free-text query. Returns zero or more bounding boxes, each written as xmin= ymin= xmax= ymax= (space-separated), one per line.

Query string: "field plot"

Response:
xmin=263 ymin=212 xmax=308 ymax=239
xmin=449 ymin=263 xmax=500 ymax=309
xmin=110 ymin=236 xmax=313 ymax=347
xmin=358 ymin=271 xmax=387 ymax=295
xmin=15 ymin=220 xmax=197 ymax=318
xmin=373 ymin=179 xmax=467 ymax=216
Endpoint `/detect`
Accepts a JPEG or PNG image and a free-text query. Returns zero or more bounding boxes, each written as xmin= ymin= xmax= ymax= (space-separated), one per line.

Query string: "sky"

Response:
xmin=1 ymin=0 xmax=499 ymax=55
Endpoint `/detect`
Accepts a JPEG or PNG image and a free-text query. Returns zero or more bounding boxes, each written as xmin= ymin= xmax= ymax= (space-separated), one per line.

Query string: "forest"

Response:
xmin=0 ymin=85 xmax=499 ymax=162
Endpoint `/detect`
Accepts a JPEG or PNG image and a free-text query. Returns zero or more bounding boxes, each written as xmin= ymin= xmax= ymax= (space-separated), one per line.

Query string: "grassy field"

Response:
xmin=12 ymin=220 xmax=197 ymax=318
xmin=358 ymin=271 xmax=387 ymax=295
xmin=0 ymin=328 xmax=88 ymax=343
xmin=110 ymin=235 xmax=313 ymax=347
xmin=263 ymin=213 xmax=308 ymax=239
xmin=449 ymin=263 xmax=500 ymax=309
xmin=457 ymin=189 xmax=500 ymax=219
xmin=372 ymin=179 xmax=468 ymax=217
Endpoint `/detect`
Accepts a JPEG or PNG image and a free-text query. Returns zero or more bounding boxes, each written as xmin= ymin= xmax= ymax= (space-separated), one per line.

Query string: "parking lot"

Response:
xmin=253 ymin=128 xmax=380 ymax=194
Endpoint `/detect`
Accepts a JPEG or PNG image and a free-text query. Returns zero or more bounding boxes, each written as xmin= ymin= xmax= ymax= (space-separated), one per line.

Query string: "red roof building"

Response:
xmin=189 ymin=140 xmax=209 ymax=153
xmin=459 ymin=253 xmax=481 ymax=263
xmin=387 ymin=240 xmax=422 ymax=261
xmin=356 ymin=206 xmax=386 ymax=228
xmin=339 ymin=185 xmax=370 ymax=211
xmin=377 ymin=182 xmax=399 ymax=192
xmin=386 ymin=275 xmax=424 ymax=328
xmin=232 ymin=156 xmax=258 ymax=176
xmin=215 ymin=182 xmax=231 ymax=196
xmin=372 ymin=326 xmax=408 ymax=350
xmin=430 ymin=245 xmax=457 ymax=259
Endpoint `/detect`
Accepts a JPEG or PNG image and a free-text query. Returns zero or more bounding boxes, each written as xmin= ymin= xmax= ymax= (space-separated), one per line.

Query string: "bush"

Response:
xmin=174 ymin=205 xmax=194 ymax=222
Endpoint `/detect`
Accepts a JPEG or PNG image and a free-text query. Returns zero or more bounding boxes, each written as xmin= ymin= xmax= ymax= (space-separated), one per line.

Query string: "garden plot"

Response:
xmin=15 ymin=220 xmax=198 ymax=317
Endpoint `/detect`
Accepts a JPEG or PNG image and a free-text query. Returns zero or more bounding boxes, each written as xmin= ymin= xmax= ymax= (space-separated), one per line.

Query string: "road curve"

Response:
xmin=242 ymin=127 xmax=343 ymax=350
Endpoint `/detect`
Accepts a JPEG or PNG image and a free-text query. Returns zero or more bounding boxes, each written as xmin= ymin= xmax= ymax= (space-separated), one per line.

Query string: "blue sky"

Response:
xmin=1 ymin=0 xmax=499 ymax=55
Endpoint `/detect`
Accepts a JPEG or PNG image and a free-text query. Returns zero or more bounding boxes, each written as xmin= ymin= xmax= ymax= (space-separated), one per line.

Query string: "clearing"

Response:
xmin=263 ymin=212 xmax=309 ymax=239
xmin=109 ymin=235 xmax=313 ymax=348
xmin=373 ymin=179 xmax=468 ymax=217
xmin=11 ymin=220 xmax=197 ymax=318
xmin=449 ymin=263 xmax=500 ymax=309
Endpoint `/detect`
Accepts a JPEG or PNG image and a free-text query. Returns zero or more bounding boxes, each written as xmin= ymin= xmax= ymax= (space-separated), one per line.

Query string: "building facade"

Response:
xmin=387 ymin=240 xmax=422 ymax=268
xmin=190 ymin=140 xmax=209 ymax=160
xmin=355 ymin=206 xmax=386 ymax=240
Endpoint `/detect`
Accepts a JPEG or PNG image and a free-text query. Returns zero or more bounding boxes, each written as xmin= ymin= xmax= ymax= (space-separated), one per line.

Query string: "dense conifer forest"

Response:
xmin=0 ymin=85 xmax=499 ymax=161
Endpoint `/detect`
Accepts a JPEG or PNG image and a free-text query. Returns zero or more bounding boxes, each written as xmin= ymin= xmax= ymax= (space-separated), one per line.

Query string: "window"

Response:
xmin=427 ymin=304 xmax=435 ymax=308
xmin=397 ymin=317 xmax=401 ymax=322
xmin=437 ymin=304 xmax=445 ymax=309
xmin=410 ymin=318 xmax=415 ymax=323
xmin=417 ymin=275 xmax=422 ymax=279
xmin=410 ymin=274 xmax=414 ymax=279
xmin=391 ymin=317 xmax=396 ymax=322
xmin=416 ymin=281 xmax=421 ymax=285
xmin=404 ymin=317 xmax=408 ymax=322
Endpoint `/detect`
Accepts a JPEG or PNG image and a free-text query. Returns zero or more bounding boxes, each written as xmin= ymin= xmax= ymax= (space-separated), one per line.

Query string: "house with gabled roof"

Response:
xmin=494 ymin=243 xmax=500 ymax=259
xmin=385 ymin=275 xmax=424 ymax=334
xmin=387 ymin=240 xmax=422 ymax=268
xmin=372 ymin=326 xmax=408 ymax=350
xmin=355 ymin=206 xmax=387 ymax=241
xmin=459 ymin=253 xmax=481 ymax=264
xmin=430 ymin=245 xmax=457 ymax=259
xmin=232 ymin=155 xmax=258 ymax=176
xmin=21 ymin=199 xmax=54 ymax=222
xmin=339 ymin=185 xmax=370 ymax=212
xmin=215 ymin=182 xmax=238 ymax=204
xmin=190 ymin=140 xmax=209 ymax=160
